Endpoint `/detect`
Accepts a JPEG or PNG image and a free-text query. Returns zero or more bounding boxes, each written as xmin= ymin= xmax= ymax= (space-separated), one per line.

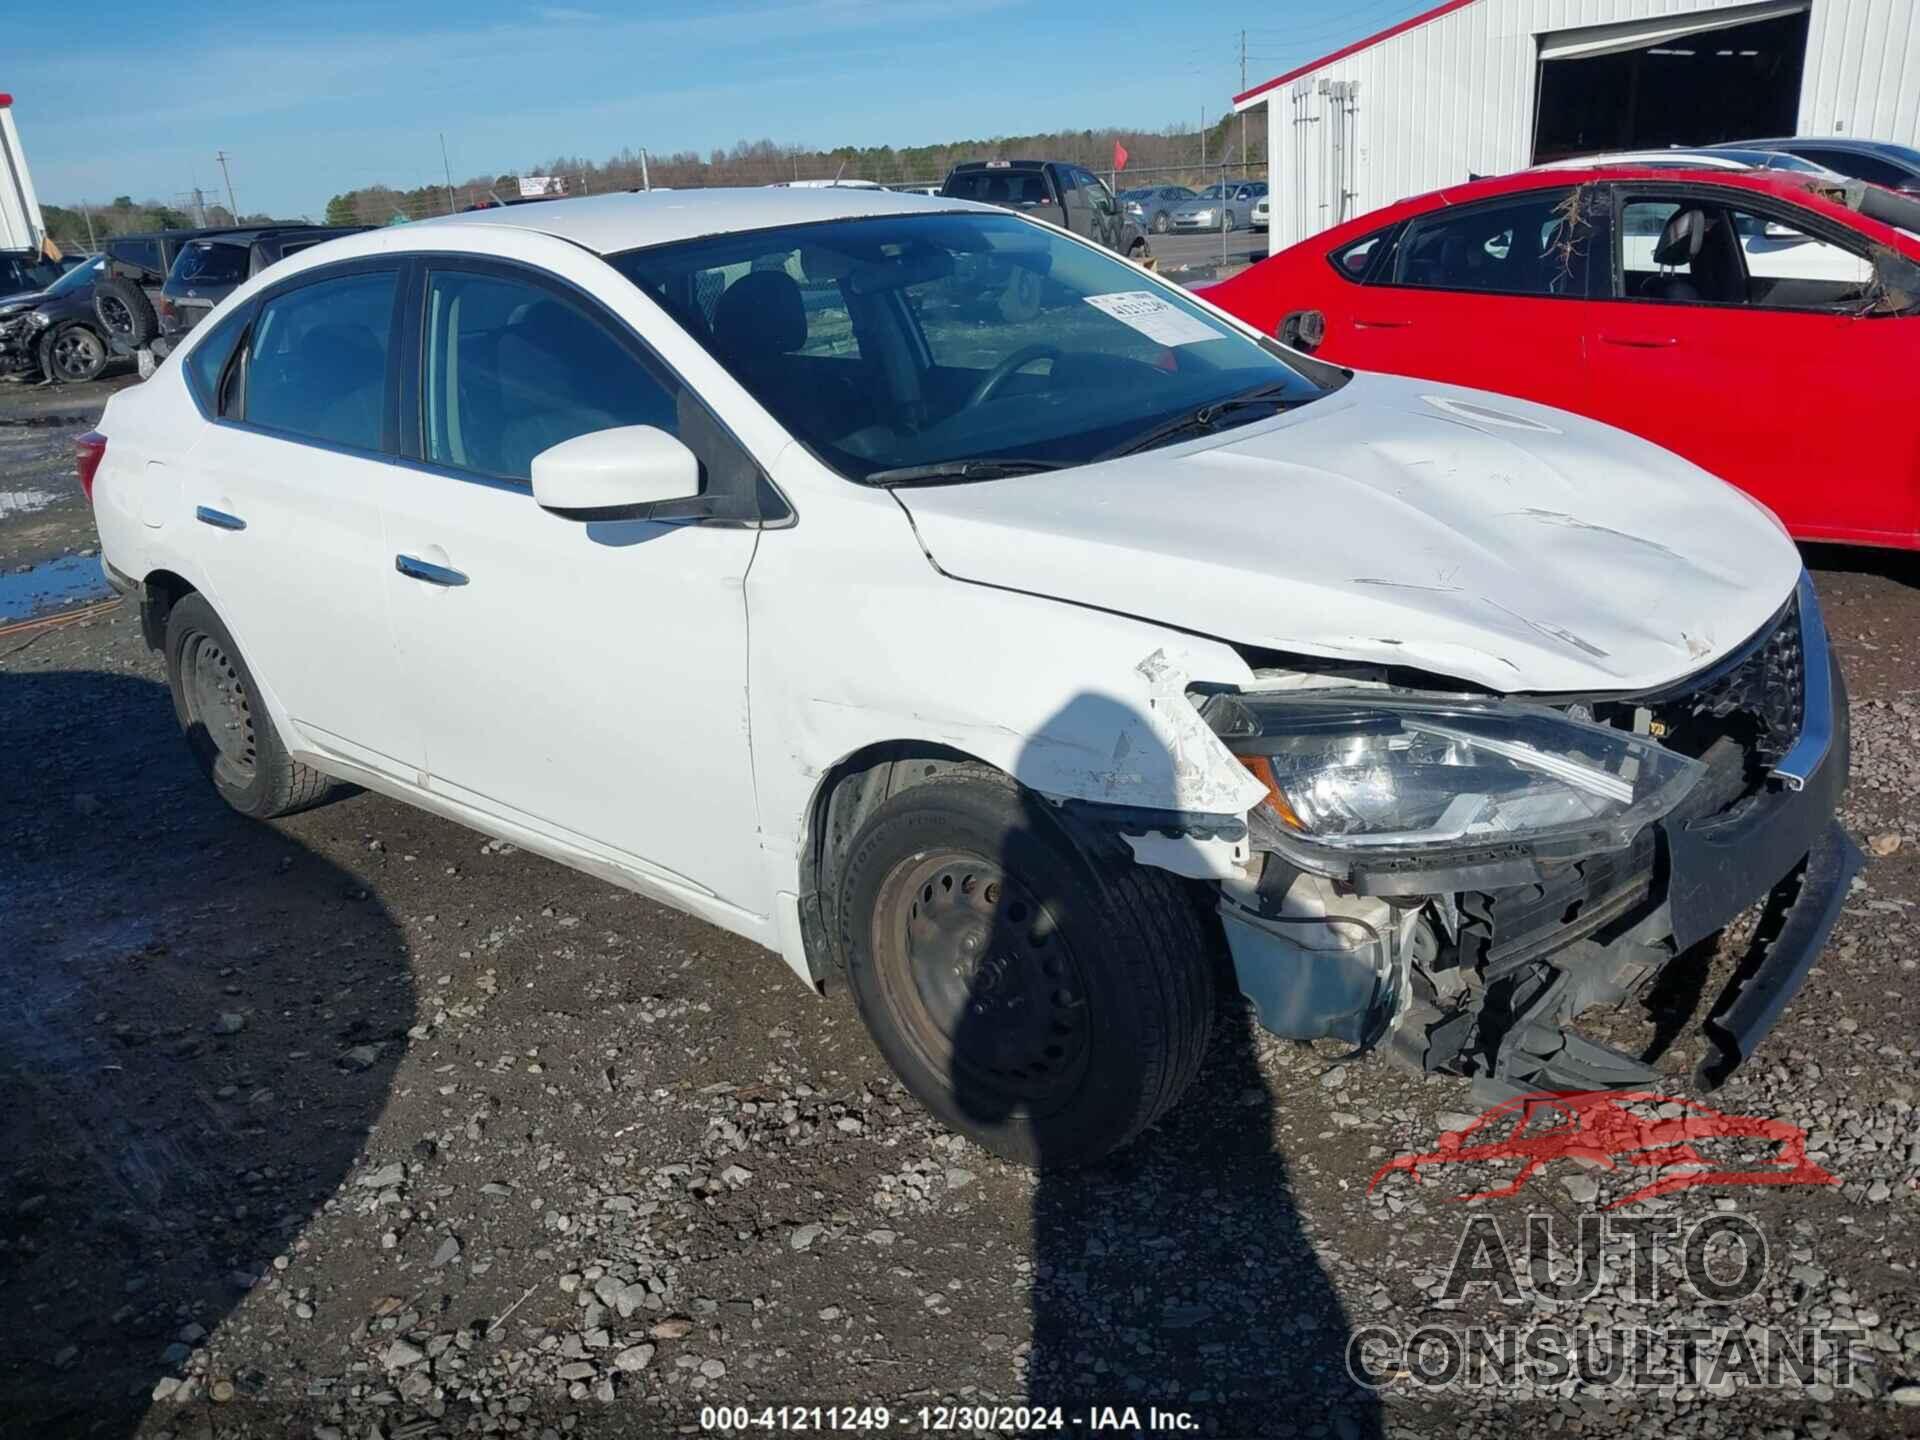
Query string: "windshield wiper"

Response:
xmin=1095 ymin=381 xmax=1298 ymax=462
xmin=865 ymin=457 xmax=1070 ymax=486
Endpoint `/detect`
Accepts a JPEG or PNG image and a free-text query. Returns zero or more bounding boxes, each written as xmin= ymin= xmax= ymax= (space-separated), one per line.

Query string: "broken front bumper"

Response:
xmin=1220 ymin=577 xmax=1857 ymax=1097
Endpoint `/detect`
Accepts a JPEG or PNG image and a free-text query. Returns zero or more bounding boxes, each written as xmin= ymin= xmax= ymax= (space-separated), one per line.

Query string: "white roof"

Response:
xmin=408 ymin=186 xmax=978 ymax=256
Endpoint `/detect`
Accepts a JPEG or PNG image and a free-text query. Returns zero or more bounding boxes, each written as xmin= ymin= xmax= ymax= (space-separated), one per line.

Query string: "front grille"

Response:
xmin=1665 ymin=596 xmax=1805 ymax=764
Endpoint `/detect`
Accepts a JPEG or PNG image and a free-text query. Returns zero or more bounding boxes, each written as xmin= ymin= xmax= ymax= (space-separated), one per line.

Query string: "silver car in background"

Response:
xmin=1121 ymin=185 xmax=1195 ymax=234
xmin=1170 ymin=181 xmax=1267 ymax=233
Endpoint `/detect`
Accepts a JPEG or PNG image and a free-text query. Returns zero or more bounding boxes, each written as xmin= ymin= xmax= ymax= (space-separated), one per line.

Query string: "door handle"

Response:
xmin=395 ymin=554 xmax=469 ymax=587
xmin=1599 ymin=334 xmax=1680 ymax=348
xmin=194 ymin=506 xmax=246 ymax=531
xmin=1354 ymin=317 xmax=1412 ymax=329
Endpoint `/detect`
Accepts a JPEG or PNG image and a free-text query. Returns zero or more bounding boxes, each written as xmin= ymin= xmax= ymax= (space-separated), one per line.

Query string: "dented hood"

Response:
xmin=896 ymin=373 xmax=1802 ymax=693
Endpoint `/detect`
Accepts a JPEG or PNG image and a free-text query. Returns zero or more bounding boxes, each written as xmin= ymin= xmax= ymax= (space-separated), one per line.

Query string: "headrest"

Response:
xmin=1654 ymin=208 xmax=1708 ymax=266
xmin=712 ymin=270 xmax=806 ymax=358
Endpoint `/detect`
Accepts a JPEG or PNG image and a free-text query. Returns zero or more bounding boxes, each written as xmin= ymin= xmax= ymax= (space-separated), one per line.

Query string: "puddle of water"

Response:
xmin=0 ymin=488 xmax=63 ymax=517
xmin=0 ymin=553 xmax=113 ymax=623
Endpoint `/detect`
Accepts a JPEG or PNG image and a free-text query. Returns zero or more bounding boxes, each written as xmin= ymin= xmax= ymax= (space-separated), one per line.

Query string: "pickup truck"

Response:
xmin=940 ymin=161 xmax=1150 ymax=261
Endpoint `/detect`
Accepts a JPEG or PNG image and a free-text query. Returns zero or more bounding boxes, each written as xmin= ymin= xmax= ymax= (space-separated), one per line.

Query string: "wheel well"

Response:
xmin=796 ymin=742 xmax=991 ymax=985
xmin=139 ymin=569 xmax=197 ymax=652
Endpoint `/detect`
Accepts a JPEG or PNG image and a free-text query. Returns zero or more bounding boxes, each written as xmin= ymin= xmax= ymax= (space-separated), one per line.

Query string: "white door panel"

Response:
xmin=382 ymin=478 xmax=763 ymax=912
xmin=184 ymin=422 xmax=420 ymax=775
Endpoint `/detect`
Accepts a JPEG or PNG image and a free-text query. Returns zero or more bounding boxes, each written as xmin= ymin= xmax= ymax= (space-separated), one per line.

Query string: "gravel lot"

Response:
xmin=2 ymin=377 xmax=1917 ymax=1440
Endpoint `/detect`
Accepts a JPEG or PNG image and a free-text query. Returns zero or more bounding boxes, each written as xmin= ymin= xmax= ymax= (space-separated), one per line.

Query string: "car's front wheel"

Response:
xmin=43 ymin=325 xmax=108 ymax=383
xmin=163 ymin=593 xmax=342 ymax=819
xmin=1223 ymin=211 xmax=1237 ymax=232
xmin=1152 ymin=210 xmax=1170 ymax=233
xmin=837 ymin=766 xmax=1215 ymax=1168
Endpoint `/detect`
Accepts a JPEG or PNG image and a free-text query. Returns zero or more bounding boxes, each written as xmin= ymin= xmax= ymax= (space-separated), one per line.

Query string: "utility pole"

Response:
xmin=214 ymin=150 xmax=237 ymax=219
xmin=79 ymin=200 xmax=97 ymax=250
xmin=640 ymin=148 xmax=652 ymax=191
xmin=1201 ymin=107 xmax=1207 ymax=167
xmin=440 ymin=132 xmax=457 ymax=213
xmin=1239 ymin=30 xmax=1249 ymax=178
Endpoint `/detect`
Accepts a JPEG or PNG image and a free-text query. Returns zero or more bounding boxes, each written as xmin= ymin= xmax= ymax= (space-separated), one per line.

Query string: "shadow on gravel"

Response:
xmin=950 ymin=698 xmax=1382 ymax=1437
xmin=0 ymin=668 xmax=413 ymax=1436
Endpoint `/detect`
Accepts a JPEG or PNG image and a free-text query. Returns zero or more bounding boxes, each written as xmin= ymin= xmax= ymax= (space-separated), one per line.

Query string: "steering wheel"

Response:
xmin=964 ymin=345 xmax=1062 ymax=409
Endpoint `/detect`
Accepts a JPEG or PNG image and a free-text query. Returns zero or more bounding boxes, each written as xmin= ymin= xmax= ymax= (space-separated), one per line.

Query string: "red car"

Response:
xmin=1204 ymin=167 xmax=1920 ymax=548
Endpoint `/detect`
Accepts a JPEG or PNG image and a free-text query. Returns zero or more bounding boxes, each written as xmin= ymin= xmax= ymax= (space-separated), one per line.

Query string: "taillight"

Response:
xmin=75 ymin=431 xmax=107 ymax=503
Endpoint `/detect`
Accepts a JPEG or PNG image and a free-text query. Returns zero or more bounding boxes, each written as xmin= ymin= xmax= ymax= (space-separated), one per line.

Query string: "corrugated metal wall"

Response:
xmin=1248 ymin=0 xmax=1920 ymax=247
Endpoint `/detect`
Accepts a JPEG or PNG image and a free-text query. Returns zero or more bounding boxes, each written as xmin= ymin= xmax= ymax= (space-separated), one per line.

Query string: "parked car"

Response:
xmin=1534 ymin=147 xmax=1842 ymax=178
xmin=159 ymin=227 xmax=366 ymax=340
xmin=1202 ymin=166 xmax=1920 ymax=549
xmin=84 ymin=188 xmax=1852 ymax=1164
xmin=94 ymin=225 xmax=353 ymax=373
xmin=1250 ymin=194 xmax=1270 ymax=232
xmin=940 ymin=161 xmax=1149 ymax=259
xmin=1121 ymin=185 xmax=1196 ymax=234
xmin=1717 ymin=137 xmax=1920 ymax=194
xmin=1170 ymin=181 xmax=1267 ymax=233
xmin=0 ymin=254 xmax=112 ymax=382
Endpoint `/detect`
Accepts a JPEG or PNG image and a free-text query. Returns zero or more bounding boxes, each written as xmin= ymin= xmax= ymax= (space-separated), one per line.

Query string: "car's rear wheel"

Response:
xmin=43 ymin=325 xmax=108 ymax=383
xmin=163 ymin=593 xmax=341 ymax=819
xmin=94 ymin=276 xmax=158 ymax=348
xmin=837 ymin=766 xmax=1215 ymax=1168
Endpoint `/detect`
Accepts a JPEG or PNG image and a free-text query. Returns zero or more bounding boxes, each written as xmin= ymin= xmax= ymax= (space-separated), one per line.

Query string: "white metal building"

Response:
xmin=1234 ymin=0 xmax=1920 ymax=246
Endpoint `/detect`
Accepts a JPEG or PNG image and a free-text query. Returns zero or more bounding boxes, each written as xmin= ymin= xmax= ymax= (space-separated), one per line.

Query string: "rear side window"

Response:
xmin=1794 ymin=147 xmax=1909 ymax=187
xmin=422 ymin=269 xmax=679 ymax=483
xmin=185 ymin=305 xmax=251 ymax=414
xmin=171 ymin=241 xmax=248 ymax=286
xmin=108 ymin=239 xmax=163 ymax=276
xmin=1391 ymin=190 xmax=1588 ymax=297
xmin=943 ymin=170 xmax=1055 ymax=207
xmin=245 ymin=270 xmax=397 ymax=451
xmin=1329 ymin=227 xmax=1393 ymax=281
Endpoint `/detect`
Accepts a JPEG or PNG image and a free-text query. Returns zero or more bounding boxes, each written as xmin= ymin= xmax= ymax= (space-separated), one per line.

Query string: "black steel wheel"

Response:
xmin=163 ymin=593 xmax=342 ymax=818
xmin=837 ymin=765 xmax=1216 ymax=1168
xmin=872 ymin=849 xmax=1093 ymax=1115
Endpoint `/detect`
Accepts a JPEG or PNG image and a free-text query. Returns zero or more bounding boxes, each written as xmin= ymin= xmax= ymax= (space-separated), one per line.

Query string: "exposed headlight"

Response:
xmin=1206 ymin=693 xmax=1703 ymax=855
xmin=26 ymin=310 xmax=53 ymax=329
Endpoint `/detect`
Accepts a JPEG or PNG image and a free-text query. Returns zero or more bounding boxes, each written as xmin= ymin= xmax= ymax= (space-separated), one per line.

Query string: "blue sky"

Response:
xmin=9 ymin=0 xmax=1427 ymax=220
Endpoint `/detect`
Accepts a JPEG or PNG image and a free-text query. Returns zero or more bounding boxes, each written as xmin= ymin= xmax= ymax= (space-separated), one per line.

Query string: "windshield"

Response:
xmin=170 ymin=241 xmax=249 ymax=286
xmin=48 ymin=256 xmax=105 ymax=296
xmin=610 ymin=213 xmax=1325 ymax=483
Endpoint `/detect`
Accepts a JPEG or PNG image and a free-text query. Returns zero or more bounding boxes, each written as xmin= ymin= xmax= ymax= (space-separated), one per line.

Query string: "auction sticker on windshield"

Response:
xmin=1082 ymin=291 xmax=1219 ymax=346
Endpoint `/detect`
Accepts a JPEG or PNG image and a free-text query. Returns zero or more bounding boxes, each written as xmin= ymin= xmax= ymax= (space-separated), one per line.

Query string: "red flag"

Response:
xmin=1113 ymin=141 xmax=1130 ymax=172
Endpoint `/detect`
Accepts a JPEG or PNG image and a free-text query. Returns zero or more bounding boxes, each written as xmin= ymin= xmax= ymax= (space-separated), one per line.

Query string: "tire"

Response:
xmin=1223 ymin=211 xmax=1236 ymax=233
xmin=163 ymin=593 xmax=341 ymax=819
xmin=42 ymin=325 xmax=108 ymax=383
xmin=94 ymin=275 xmax=158 ymax=348
xmin=1152 ymin=210 xmax=1170 ymax=234
xmin=837 ymin=765 xmax=1215 ymax=1168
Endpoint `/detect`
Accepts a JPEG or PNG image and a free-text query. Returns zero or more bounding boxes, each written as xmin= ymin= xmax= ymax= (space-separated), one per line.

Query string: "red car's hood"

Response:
xmin=895 ymin=372 xmax=1803 ymax=693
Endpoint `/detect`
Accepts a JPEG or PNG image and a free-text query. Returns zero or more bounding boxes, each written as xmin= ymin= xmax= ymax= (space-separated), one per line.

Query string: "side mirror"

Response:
xmin=532 ymin=425 xmax=702 ymax=521
xmin=1761 ymin=220 xmax=1808 ymax=243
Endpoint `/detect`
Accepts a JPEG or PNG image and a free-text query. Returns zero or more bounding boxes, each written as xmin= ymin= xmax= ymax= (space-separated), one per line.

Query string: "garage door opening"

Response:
xmin=1533 ymin=7 xmax=1810 ymax=162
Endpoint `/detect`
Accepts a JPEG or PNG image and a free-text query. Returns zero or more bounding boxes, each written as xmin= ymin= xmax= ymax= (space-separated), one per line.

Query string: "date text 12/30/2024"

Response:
xmin=699 ymin=1405 xmax=1200 ymax=1432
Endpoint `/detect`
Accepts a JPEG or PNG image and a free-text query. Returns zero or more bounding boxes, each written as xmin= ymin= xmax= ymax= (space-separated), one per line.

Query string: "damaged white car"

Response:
xmin=83 ymin=188 xmax=1854 ymax=1167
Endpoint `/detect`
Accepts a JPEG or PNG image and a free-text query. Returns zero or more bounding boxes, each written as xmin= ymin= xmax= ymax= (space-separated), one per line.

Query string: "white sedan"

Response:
xmin=82 ymin=187 xmax=1851 ymax=1164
